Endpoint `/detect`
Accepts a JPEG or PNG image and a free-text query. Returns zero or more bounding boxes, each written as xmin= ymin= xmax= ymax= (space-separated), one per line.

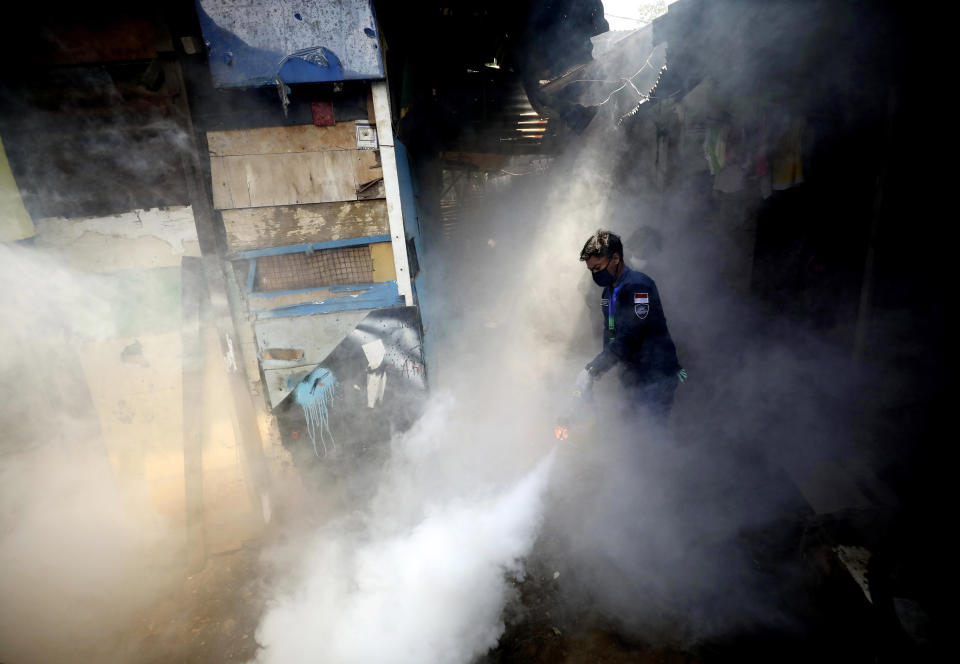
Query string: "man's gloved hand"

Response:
xmin=677 ymin=368 xmax=688 ymax=383
xmin=573 ymin=368 xmax=594 ymax=398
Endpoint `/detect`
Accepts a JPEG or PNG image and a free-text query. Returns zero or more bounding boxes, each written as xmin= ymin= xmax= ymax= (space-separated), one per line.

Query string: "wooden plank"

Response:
xmin=181 ymin=256 xmax=207 ymax=572
xmin=211 ymin=151 xmax=361 ymax=209
xmin=209 ymin=156 xmax=237 ymax=209
xmin=207 ymin=122 xmax=358 ymax=157
xmin=355 ymin=149 xmax=383 ymax=184
xmin=355 ymin=149 xmax=385 ymax=199
xmin=357 ymin=178 xmax=385 ymax=200
xmin=222 ymin=200 xmax=389 ymax=252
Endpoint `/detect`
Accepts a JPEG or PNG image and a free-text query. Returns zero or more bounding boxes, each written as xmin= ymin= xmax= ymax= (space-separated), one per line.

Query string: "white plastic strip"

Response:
xmin=371 ymin=81 xmax=414 ymax=306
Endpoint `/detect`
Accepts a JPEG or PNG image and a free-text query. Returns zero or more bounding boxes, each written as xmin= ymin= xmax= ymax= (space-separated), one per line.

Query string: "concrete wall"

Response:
xmin=31 ymin=206 xmax=263 ymax=555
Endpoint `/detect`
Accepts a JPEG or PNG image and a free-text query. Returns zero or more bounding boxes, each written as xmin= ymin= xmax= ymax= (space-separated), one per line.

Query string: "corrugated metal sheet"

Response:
xmin=195 ymin=0 xmax=383 ymax=88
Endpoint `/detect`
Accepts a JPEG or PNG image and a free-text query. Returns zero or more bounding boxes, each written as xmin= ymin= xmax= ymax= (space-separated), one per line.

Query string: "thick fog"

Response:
xmin=0 ymin=245 xmax=182 ymax=663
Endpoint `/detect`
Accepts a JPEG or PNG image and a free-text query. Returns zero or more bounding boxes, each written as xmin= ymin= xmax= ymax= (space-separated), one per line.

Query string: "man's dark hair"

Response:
xmin=579 ymin=229 xmax=623 ymax=261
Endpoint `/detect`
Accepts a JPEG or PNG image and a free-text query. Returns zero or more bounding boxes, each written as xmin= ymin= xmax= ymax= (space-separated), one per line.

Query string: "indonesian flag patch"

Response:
xmin=634 ymin=292 xmax=650 ymax=319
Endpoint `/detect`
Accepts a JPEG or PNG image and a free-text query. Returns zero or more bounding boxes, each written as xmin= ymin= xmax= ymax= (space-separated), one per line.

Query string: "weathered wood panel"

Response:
xmin=221 ymin=200 xmax=389 ymax=252
xmin=210 ymin=151 xmax=363 ymax=209
xmin=357 ymin=178 xmax=386 ymax=199
xmin=207 ymin=122 xmax=358 ymax=156
xmin=355 ymin=148 xmax=382 ymax=182
xmin=355 ymin=149 xmax=385 ymax=198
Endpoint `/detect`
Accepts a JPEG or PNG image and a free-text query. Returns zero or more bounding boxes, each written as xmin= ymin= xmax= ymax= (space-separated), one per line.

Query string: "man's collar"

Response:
xmin=613 ymin=264 xmax=631 ymax=287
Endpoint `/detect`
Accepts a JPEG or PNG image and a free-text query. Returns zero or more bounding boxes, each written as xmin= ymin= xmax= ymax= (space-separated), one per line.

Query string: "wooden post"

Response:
xmin=181 ymin=256 xmax=207 ymax=572
xmin=163 ymin=55 xmax=270 ymax=527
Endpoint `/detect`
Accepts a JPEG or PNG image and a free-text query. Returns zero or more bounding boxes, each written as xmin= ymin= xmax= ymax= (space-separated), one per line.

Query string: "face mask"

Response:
xmin=591 ymin=258 xmax=617 ymax=287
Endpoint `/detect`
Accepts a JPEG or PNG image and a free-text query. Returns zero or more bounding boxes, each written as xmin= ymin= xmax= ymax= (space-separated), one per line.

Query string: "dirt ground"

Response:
xmin=126 ymin=545 xmax=697 ymax=664
xmin=129 ymin=545 xmax=265 ymax=664
xmin=121 ymin=449 xmax=877 ymax=664
xmin=122 ymin=528 xmax=874 ymax=664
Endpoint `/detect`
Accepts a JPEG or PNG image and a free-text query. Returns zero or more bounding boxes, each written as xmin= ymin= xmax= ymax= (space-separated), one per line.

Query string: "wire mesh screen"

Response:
xmin=255 ymin=246 xmax=374 ymax=292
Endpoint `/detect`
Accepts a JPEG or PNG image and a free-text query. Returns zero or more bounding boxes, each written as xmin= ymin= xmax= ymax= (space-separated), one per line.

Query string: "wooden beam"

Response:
xmin=221 ymin=200 xmax=388 ymax=253
xmin=207 ymin=122 xmax=359 ymax=157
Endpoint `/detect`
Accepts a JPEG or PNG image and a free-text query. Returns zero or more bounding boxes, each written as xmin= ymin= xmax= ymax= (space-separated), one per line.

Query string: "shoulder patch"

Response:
xmin=634 ymin=293 xmax=649 ymax=304
xmin=635 ymin=303 xmax=649 ymax=319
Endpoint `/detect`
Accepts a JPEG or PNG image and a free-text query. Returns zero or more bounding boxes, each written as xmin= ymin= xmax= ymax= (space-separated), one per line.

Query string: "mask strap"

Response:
xmin=608 ymin=283 xmax=622 ymax=344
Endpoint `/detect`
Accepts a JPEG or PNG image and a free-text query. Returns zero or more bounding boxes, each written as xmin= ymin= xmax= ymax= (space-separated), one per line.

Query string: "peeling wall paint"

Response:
xmin=16 ymin=206 xmax=265 ymax=555
xmin=33 ymin=206 xmax=202 ymax=272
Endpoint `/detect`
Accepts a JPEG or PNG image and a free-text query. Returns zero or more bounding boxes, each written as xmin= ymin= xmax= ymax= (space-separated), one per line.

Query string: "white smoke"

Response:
xmin=254 ymin=394 xmax=556 ymax=664
xmin=0 ymin=244 xmax=180 ymax=664
xmin=245 ymin=29 xmax=878 ymax=657
xmin=0 ymin=443 xmax=177 ymax=663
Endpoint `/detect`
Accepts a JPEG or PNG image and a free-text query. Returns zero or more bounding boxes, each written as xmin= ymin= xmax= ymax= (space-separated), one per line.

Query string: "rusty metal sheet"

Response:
xmin=195 ymin=0 xmax=383 ymax=88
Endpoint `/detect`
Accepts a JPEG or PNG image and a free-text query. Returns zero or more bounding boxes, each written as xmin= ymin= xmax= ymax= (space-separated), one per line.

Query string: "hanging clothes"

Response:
xmin=703 ymin=125 xmax=729 ymax=175
xmin=706 ymin=124 xmax=747 ymax=193
xmin=771 ymin=117 xmax=806 ymax=191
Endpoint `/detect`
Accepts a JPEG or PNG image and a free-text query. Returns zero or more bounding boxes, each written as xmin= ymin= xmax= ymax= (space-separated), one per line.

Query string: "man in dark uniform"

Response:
xmin=575 ymin=229 xmax=686 ymax=426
